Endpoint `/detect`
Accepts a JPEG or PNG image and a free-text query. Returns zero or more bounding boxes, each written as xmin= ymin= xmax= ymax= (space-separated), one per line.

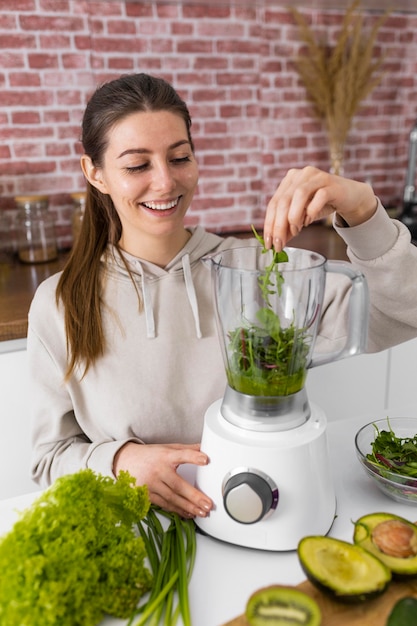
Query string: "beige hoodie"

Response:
xmin=28 ymin=203 xmax=417 ymax=486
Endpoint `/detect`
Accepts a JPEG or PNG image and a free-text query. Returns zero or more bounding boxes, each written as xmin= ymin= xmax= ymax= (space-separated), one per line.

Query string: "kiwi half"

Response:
xmin=245 ymin=585 xmax=321 ymax=626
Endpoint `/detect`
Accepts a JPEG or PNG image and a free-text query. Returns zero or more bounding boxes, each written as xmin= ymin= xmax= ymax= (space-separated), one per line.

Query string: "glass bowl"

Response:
xmin=355 ymin=417 xmax=417 ymax=505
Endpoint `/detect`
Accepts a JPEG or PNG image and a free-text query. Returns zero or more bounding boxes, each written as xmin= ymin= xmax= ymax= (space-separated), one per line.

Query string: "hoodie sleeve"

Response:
xmin=27 ymin=287 xmax=143 ymax=487
xmin=318 ymin=200 xmax=417 ymax=353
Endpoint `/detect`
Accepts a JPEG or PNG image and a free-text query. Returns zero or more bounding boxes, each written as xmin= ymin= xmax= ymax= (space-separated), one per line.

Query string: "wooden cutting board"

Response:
xmin=222 ymin=578 xmax=417 ymax=626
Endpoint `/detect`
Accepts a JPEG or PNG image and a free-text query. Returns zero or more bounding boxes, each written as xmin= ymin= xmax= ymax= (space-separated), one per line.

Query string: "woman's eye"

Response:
xmin=124 ymin=156 xmax=191 ymax=173
xmin=172 ymin=156 xmax=192 ymax=164
xmin=125 ymin=163 xmax=148 ymax=173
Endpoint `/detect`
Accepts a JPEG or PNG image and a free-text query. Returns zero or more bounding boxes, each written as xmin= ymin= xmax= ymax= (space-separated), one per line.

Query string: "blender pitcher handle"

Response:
xmin=309 ymin=260 xmax=369 ymax=369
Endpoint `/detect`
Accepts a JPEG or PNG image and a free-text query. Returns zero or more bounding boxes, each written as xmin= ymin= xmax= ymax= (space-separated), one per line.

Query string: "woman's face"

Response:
xmin=82 ymin=109 xmax=199 ymax=252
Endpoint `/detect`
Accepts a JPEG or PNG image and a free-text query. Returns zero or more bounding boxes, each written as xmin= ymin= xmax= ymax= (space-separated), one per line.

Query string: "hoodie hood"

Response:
xmin=101 ymin=226 xmax=245 ymax=339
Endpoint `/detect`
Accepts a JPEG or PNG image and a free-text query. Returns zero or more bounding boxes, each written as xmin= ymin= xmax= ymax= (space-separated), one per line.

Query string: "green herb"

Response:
xmin=0 ymin=470 xmax=197 ymax=626
xmin=0 ymin=469 xmax=152 ymax=626
xmin=366 ymin=419 xmax=417 ymax=480
xmin=226 ymin=227 xmax=310 ymax=396
xmin=251 ymin=224 xmax=288 ymax=304
xmin=131 ymin=508 xmax=196 ymax=626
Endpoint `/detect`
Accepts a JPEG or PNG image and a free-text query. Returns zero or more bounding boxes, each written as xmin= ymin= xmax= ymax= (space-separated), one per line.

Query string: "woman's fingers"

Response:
xmin=264 ymin=167 xmax=335 ymax=249
xmin=264 ymin=166 xmax=378 ymax=250
xmin=113 ymin=441 xmax=213 ymax=518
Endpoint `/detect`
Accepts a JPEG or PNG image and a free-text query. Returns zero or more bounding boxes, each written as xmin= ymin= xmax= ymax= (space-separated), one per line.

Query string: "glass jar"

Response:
xmin=70 ymin=192 xmax=86 ymax=246
xmin=15 ymin=195 xmax=58 ymax=264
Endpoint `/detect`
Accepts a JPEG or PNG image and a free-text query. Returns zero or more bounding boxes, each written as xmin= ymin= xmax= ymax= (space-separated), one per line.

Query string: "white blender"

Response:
xmin=195 ymin=245 xmax=369 ymax=551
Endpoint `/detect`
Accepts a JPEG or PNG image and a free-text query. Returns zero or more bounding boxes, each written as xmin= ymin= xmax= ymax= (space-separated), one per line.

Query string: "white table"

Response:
xmin=1 ymin=412 xmax=417 ymax=626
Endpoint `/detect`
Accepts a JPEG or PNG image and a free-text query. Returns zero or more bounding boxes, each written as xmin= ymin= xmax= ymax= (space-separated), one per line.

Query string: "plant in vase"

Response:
xmin=225 ymin=229 xmax=311 ymax=397
xmin=290 ymin=0 xmax=389 ymax=179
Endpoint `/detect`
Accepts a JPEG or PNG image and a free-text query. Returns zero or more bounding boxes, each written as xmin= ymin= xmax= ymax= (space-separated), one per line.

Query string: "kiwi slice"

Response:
xmin=245 ymin=585 xmax=321 ymax=626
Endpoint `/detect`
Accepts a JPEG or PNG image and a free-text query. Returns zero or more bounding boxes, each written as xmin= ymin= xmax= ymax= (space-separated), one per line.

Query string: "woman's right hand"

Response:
xmin=113 ymin=441 xmax=213 ymax=518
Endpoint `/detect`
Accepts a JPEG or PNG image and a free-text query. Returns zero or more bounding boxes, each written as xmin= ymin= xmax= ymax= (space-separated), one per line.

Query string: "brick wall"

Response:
xmin=1 ymin=0 xmax=416 ymax=248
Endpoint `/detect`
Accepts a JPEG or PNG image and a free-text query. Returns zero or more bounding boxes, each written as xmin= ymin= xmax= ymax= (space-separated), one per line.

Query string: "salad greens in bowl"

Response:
xmin=355 ymin=417 xmax=417 ymax=505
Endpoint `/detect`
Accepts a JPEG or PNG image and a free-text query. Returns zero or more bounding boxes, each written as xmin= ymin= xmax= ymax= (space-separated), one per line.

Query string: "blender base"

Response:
xmin=195 ymin=398 xmax=336 ymax=551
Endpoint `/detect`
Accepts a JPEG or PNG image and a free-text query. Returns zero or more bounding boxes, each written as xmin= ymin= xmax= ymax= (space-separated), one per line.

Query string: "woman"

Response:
xmin=28 ymin=73 xmax=417 ymax=519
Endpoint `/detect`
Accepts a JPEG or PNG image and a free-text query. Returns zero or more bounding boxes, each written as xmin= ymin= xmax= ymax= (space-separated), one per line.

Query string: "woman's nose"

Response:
xmin=153 ymin=162 xmax=176 ymax=192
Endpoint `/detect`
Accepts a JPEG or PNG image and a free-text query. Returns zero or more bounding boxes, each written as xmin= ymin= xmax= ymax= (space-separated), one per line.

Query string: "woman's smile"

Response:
xmin=141 ymin=196 xmax=181 ymax=212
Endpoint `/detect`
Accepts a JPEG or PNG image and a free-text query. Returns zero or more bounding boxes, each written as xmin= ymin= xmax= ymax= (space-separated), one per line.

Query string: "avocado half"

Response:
xmin=353 ymin=512 xmax=417 ymax=579
xmin=298 ymin=535 xmax=391 ymax=603
xmin=245 ymin=585 xmax=321 ymax=626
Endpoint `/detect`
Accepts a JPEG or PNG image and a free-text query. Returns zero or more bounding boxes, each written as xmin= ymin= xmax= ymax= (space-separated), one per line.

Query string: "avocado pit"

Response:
xmin=372 ymin=520 xmax=417 ymax=558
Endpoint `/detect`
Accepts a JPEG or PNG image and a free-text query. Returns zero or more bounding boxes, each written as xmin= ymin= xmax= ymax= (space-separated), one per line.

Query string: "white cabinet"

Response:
xmin=0 ymin=340 xmax=39 ymax=499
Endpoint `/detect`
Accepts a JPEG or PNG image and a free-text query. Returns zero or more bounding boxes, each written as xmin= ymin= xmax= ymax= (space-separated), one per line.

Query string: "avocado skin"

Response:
xmin=386 ymin=597 xmax=417 ymax=625
xmin=301 ymin=574 xmax=388 ymax=605
xmin=353 ymin=512 xmax=417 ymax=579
xmin=298 ymin=536 xmax=391 ymax=605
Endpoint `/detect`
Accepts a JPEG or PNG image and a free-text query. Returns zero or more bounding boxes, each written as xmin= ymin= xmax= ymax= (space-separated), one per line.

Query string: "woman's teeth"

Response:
xmin=142 ymin=199 xmax=178 ymax=211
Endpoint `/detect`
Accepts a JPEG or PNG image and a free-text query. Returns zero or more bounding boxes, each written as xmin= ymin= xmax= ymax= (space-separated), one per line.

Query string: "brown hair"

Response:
xmin=56 ymin=73 xmax=194 ymax=379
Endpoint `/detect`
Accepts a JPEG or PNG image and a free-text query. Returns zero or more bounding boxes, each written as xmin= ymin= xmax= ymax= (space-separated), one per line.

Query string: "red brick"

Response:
xmin=40 ymin=35 xmax=72 ymax=49
xmin=0 ymin=90 xmax=53 ymax=107
xmin=0 ymin=0 xmax=35 ymax=10
xmin=45 ymin=143 xmax=72 ymax=157
xmin=156 ymin=4 xmax=179 ymax=19
xmin=108 ymin=57 xmax=134 ymax=70
xmin=177 ymin=40 xmax=214 ymax=54
xmin=220 ymin=105 xmax=243 ymax=118
xmin=0 ymin=145 xmax=11 ymax=158
xmin=88 ymin=2 xmax=123 ymax=17
xmin=150 ymin=39 xmax=174 ymax=53
xmin=0 ymin=52 xmax=25 ymax=68
xmin=39 ymin=0 xmax=70 ymax=11
xmin=125 ymin=2 xmax=153 ymax=18
xmin=0 ymin=33 xmax=36 ymax=48
xmin=91 ymin=38 xmax=147 ymax=53
xmin=20 ymin=15 xmax=85 ymax=31
xmin=44 ymin=111 xmax=70 ymax=123
xmin=182 ymin=6 xmax=231 ymax=19
xmin=107 ymin=19 xmax=136 ymax=35
xmin=171 ymin=22 xmax=193 ymax=36
xmin=0 ymin=14 xmax=17 ymax=28
xmin=28 ymin=53 xmax=59 ymax=69
xmin=11 ymin=111 xmax=41 ymax=124
xmin=62 ymin=53 xmax=89 ymax=69
xmin=9 ymin=71 xmax=41 ymax=87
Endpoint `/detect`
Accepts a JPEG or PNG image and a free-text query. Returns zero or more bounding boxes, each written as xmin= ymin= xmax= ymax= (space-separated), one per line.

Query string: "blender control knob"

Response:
xmin=223 ymin=471 xmax=277 ymax=524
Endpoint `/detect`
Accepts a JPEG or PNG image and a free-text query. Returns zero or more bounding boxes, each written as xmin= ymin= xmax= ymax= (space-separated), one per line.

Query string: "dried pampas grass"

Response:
xmin=290 ymin=0 xmax=389 ymax=175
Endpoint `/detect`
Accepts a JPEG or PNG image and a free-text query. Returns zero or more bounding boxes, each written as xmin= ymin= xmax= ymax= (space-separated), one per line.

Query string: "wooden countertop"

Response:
xmin=0 ymin=224 xmax=348 ymax=343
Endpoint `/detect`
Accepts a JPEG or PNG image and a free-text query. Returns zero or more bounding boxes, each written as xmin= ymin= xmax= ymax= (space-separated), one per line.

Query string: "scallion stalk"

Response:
xmin=131 ymin=506 xmax=197 ymax=626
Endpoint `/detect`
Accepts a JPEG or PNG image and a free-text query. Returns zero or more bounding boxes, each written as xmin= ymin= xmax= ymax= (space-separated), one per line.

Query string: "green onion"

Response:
xmin=130 ymin=507 xmax=197 ymax=626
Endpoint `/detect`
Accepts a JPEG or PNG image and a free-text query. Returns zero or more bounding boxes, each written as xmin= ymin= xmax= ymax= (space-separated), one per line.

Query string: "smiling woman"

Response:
xmin=26 ymin=72 xmax=417 ymax=522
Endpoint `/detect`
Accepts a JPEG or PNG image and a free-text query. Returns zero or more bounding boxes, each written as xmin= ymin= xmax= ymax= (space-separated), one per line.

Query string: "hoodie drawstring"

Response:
xmin=182 ymin=253 xmax=202 ymax=339
xmin=133 ymin=254 xmax=202 ymax=339
xmin=134 ymin=261 xmax=155 ymax=339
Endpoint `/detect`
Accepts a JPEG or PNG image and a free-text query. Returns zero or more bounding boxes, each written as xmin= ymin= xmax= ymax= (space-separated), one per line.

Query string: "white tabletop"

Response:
xmin=1 ymin=411 xmax=416 ymax=626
